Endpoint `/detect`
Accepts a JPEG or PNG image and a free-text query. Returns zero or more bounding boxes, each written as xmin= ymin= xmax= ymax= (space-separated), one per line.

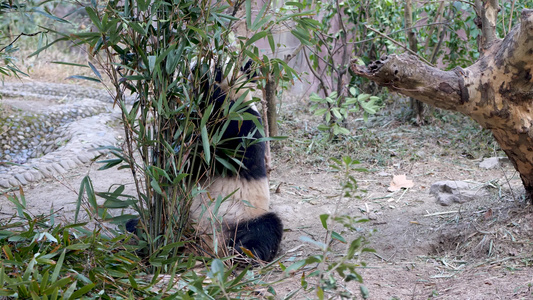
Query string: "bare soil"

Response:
xmin=2 ymin=79 xmax=533 ymax=299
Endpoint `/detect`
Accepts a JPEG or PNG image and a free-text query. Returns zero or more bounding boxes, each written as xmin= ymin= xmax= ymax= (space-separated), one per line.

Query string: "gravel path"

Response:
xmin=0 ymin=81 xmax=125 ymax=190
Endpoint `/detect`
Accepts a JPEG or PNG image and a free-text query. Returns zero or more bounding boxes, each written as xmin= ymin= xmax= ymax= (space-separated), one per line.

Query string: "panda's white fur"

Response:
xmin=190 ymin=176 xmax=270 ymax=226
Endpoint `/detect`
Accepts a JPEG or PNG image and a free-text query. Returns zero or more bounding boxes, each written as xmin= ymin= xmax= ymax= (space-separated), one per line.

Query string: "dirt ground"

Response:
xmin=268 ymin=98 xmax=533 ymax=299
xmin=2 ymin=78 xmax=533 ymax=299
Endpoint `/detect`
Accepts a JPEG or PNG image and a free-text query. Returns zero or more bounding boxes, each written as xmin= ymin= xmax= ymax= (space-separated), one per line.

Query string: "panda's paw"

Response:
xmin=231 ymin=212 xmax=283 ymax=262
xmin=125 ymin=218 xmax=139 ymax=233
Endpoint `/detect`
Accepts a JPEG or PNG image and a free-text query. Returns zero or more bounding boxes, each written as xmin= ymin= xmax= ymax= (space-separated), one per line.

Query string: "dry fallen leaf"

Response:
xmin=388 ymin=174 xmax=414 ymax=192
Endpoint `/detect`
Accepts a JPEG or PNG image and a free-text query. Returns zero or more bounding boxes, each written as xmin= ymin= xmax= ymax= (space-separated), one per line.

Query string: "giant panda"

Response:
xmin=127 ymin=58 xmax=283 ymax=263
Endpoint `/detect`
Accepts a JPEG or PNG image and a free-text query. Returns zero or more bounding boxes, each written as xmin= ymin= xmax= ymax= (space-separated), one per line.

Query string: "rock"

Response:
xmin=0 ymin=179 xmax=10 ymax=188
xmin=479 ymin=157 xmax=510 ymax=169
xmin=59 ymin=160 xmax=71 ymax=170
xmin=9 ymin=177 xmax=21 ymax=187
xmin=23 ymin=172 xmax=34 ymax=182
xmin=14 ymin=174 xmax=28 ymax=185
xmin=38 ymin=166 xmax=52 ymax=177
xmin=51 ymin=163 xmax=67 ymax=174
xmin=77 ymin=154 xmax=91 ymax=163
xmin=430 ymin=180 xmax=487 ymax=206
xmin=29 ymin=169 xmax=43 ymax=181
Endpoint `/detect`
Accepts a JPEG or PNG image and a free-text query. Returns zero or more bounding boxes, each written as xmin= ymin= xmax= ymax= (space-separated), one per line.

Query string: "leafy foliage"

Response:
xmin=310 ymin=89 xmax=382 ymax=136
xmin=1 ymin=188 xmax=284 ymax=298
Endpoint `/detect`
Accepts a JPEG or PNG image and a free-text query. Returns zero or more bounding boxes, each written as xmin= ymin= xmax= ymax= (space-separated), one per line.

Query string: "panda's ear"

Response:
xmin=241 ymin=59 xmax=258 ymax=82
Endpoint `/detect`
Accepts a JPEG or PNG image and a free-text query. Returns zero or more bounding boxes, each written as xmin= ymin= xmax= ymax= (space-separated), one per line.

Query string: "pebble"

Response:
xmin=38 ymin=166 xmax=53 ymax=177
xmin=14 ymin=174 xmax=28 ymax=185
xmin=23 ymin=172 xmax=34 ymax=182
xmin=8 ymin=177 xmax=20 ymax=187
xmin=77 ymin=155 xmax=91 ymax=163
xmin=51 ymin=163 xmax=67 ymax=174
xmin=29 ymin=170 xmax=42 ymax=181
xmin=59 ymin=160 xmax=71 ymax=170
xmin=0 ymin=179 xmax=10 ymax=188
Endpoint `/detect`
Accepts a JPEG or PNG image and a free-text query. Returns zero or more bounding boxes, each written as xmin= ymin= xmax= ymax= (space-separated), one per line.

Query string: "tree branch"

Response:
xmin=364 ymin=25 xmax=433 ymax=66
xmin=351 ymin=54 xmax=462 ymax=111
xmin=0 ymin=31 xmax=43 ymax=53
xmin=475 ymin=0 xmax=499 ymax=50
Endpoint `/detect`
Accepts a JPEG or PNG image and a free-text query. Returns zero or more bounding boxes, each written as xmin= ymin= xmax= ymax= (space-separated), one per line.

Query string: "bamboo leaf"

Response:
xmin=319 ymin=214 xmax=329 ymax=230
xmin=245 ymin=31 xmax=268 ymax=47
xmin=50 ymin=250 xmax=66 ymax=283
xmin=51 ymin=61 xmax=88 ymax=68
xmin=245 ymin=0 xmax=252 ymax=29
xmin=65 ymin=75 xmax=101 ymax=82
xmin=69 ymin=283 xmax=95 ymax=299
xmin=87 ymin=61 xmax=102 ymax=80
xmin=85 ymin=7 xmax=102 ymax=31
xmin=267 ymin=33 xmax=276 ymax=54
xmin=201 ymin=126 xmax=211 ymax=163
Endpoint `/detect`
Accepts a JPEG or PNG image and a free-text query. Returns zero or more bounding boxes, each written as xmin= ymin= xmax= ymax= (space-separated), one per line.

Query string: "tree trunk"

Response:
xmin=404 ymin=0 xmax=424 ymax=125
xmin=351 ymin=9 xmax=533 ymax=201
xmin=264 ymin=75 xmax=279 ymax=138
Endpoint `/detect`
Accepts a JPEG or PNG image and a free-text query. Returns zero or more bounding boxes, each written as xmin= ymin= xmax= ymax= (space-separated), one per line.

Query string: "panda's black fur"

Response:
xmin=128 ymin=59 xmax=283 ymax=263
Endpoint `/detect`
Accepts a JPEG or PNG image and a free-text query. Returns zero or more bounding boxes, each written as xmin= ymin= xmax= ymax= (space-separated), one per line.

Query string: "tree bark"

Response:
xmin=475 ymin=0 xmax=499 ymax=51
xmin=351 ymin=9 xmax=533 ymax=201
xmin=404 ymin=0 xmax=424 ymax=125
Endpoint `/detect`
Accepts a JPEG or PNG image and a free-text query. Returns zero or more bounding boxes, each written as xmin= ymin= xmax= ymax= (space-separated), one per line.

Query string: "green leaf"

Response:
xmin=97 ymin=158 xmax=123 ymax=170
xmin=129 ymin=22 xmax=145 ymax=35
xmin=30 ymin=7 xmax=69 ymax=23
xmin=300 ymin=236 xmax=327 ymax=250
xmin=317 ymin=124 xmax=330 ymax=131
xmin=313 ymin=108 xmax=328 ymax=116
xmin=331 ymin=231 xmax=346 ymax=243
xmin=331 ymin=107 xmax=343 ymax=119
xmin=51 ymin=250 xmax=66 ymax=283
xmin=85 ymin=7 xmax=102 ymax=31
xmin=66 ymin=243 xmax=91 ymax=250
xmin=69 ymin=283 xmax=95 ymax=299
xmin=66 ymin=75 xmax=101 ymax=82
xmin=245 ymin=31 xmax=268 ymax=47
xmin=360 ymin=285 xmax=370 ymax=299
xmin=285 ymin=1 xmax=304 ymax=9
xmin=290 ymin=28 xmax=314 ymax=46
xmin=29 ymin=37 xmax=70 ymax=57
xmin=317 ymin=286 xmax=324 ymax=300
xmin=210 ymin=259 xmax=225 ymax=283
xmin=186 ymin=25 xmax=208 ymax=40
xmin=151 ymin=179 xmax=163 ymax=195
xmin=51 ymin=61 xmax=89 ymax=68
xmin=245 ymin=0 xmax=252 ymax=29
xmin=251 ymin=15 xmax=272 ymax=32
xmin=284 ymin=260 xmax=306 ymax=273
xmin=137 ymin=0 xmax=149 ymax=11
xmin=63 ymin=281 xmax=77 ymax=300
xmin=267 ymin=33 xmax=276 ymax=54
xmin=357 ymin=94 xmax=370 ymax=101
xmin=201 ymin=126 xmax=211 ymax=163
xmin=309 ymin=93 xmax=323 ymax=102
xmin=319 ymin=214 xmax=329 ymax=230
xmin=347 ymin=237 xmax=362 ymax=258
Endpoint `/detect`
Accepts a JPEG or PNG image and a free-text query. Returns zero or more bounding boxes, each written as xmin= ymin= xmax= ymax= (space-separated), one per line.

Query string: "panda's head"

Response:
xmin=188 ymin=58 xmax=264 ymax=179
xmin=194 ymin=58 xmax=259 ymax=106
